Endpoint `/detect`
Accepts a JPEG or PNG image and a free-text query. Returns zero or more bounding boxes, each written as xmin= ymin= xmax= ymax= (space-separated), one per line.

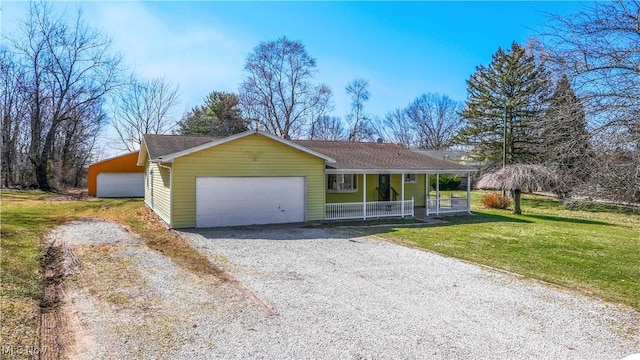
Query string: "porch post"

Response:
xmin=467 ymin=172 xmax=472 ymax=214
xmin=363 ymin=173 xmax=367 ymax=220
xmin=425 ymin=173 xmax=430 ymax=216
xmin=436 ymin=173 xmax=440 ymax=215
xmin=401 ymin=173 xmax=405 ymax=218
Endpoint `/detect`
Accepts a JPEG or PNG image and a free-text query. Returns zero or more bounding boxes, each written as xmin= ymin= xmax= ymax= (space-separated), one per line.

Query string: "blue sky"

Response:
xmin=2 ymin=1 xmax=587 ymax=152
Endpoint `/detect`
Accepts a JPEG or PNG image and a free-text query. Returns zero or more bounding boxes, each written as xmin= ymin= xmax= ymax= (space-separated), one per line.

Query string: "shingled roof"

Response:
xmin=143 ymin=134 xmax=219 ymax=159
xmin=140 ymin=132 xmax=473 ymax=172
xmin=293 ymin=140 xmax=473 ymax=172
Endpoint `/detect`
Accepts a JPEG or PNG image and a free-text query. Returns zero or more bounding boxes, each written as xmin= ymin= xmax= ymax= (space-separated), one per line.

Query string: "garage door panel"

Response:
xmin=97 ymin=173 xmax=144 ymax=198
xmin=196 ymin=177 xmax=305 ymax=228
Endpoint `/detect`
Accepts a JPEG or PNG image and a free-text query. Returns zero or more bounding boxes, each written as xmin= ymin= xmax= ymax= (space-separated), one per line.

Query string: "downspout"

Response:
xmin=157 ymin=161 xmax=173 ymax=228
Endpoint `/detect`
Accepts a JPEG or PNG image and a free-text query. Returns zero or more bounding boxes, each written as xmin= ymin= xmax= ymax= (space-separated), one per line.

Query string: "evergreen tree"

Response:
xmin=176 ymin=91 xmax=248 ymax=136
xmin=456 ymin=42 xmax=550 ymax=171
xmin=540 ymin=74 xmax=593 ymax=197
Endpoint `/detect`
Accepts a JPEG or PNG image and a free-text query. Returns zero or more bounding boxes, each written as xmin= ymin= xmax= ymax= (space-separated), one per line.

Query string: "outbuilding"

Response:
xmin=87 ymin=151 xmax=145 ymax=198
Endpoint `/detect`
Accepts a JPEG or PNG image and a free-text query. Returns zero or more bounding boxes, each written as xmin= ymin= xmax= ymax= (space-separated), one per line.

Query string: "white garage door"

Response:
xmin=96 ymin=173 xmax=144 ymax=198
xmin=196 ymin=177 xmax=305 ymax=228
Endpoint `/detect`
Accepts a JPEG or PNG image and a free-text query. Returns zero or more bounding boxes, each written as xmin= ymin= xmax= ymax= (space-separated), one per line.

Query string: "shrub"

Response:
xmin=429 ymin=174 xmax=462 ymax=190
xmin=482 ymin=192 xmax=511 ymax=209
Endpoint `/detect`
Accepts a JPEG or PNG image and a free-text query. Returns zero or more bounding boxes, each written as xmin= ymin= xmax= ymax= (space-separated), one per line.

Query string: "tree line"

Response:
xmin=1 ymin=1 xmax=638 ymax=203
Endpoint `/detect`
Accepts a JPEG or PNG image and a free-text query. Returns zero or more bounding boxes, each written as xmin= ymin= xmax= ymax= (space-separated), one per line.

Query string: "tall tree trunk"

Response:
xmin=34 ymin=161 xmax=50 ymax=191
xmin=513 ymin=189 xmax=522 ymax=215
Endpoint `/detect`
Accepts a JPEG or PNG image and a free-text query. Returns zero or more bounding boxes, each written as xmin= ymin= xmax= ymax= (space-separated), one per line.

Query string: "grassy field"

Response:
xmin=0 ymin=190 xmax=225 ymax=357
xmin=380 ymin=192 xmax=640 ymax=310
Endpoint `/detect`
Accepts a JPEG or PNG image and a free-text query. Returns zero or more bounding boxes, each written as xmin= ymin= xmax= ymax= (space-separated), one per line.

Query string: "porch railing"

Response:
xmin=426 ymin=195 xmax=469 ymax=215
xmin=325 ymin=198 xmax=414 ymax=220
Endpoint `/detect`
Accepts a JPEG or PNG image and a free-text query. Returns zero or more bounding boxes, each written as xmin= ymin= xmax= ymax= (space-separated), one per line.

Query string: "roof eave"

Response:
xmin=156 ymin=130 xmax=336 ymax=164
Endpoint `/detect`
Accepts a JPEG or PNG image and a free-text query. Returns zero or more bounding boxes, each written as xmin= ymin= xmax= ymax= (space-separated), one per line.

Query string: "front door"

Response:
xmin=378 ymin=174 xmax=390 ymax=201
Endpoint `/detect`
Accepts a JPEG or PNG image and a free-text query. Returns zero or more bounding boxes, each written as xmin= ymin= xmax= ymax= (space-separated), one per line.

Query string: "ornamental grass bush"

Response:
xmin=482 ymin=192 xmax=511 ymax=209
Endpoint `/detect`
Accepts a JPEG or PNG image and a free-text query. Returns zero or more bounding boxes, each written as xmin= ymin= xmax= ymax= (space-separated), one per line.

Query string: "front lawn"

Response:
xmin=380 ymin=192 xmax=640 ymax=310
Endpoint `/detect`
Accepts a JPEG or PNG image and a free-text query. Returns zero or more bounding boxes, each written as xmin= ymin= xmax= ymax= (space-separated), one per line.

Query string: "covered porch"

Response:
xmin=324 ymin=170 xmax=474 ymax=221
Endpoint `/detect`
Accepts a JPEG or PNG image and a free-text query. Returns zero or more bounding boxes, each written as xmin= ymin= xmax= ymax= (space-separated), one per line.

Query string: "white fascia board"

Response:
xmin=156 ymin=130 xmax=336 ymax=164
xmin=325 ymin=168 xmax=477 ymax=174
xmin=88 ymin=150 xmax=140 ymax=167
xmin=137 ymin=141 xmax=150 ymax=166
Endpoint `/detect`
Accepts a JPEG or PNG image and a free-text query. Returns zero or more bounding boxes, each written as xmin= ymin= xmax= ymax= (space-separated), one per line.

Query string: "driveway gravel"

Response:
xmin=181 ymin=226 xmax=640 ymax=359
xmin=58 ymin=220 xmax=638 ymax=359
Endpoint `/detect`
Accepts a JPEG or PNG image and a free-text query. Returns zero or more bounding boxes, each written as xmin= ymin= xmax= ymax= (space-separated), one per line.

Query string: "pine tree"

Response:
xmin=540 ymin=74 xmax=593 ymax=197
xmin=176 ymin=91 xmax=248 ymax=136
xmin=456 ymin=42 xmax=550 ymax=171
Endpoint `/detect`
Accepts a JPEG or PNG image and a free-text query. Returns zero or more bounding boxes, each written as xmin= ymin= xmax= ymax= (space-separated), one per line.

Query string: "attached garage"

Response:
xmin=96 ymin=172 xmax=145 ymax=198
xmin=196 ymin=177 xmax=305 ymax=227
xmin=138 ymin=130 xmax=335 ymax=228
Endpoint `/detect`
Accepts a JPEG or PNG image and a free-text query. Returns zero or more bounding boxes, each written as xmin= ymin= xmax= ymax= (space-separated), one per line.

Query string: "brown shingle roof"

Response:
xmin=142 ymin=133 xmax=473 ymax=172
xmin=293 ymin=140 xmax=473 ymax=171
xmin=143 ymin=134 xmax=219 ymax=159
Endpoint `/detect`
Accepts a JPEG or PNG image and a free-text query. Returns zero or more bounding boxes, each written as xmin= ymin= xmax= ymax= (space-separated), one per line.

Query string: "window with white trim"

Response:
xmin=327 ymin=174 xmax=358 ymax=192
xmin=404 ymin=174 xmax=416 ymax=183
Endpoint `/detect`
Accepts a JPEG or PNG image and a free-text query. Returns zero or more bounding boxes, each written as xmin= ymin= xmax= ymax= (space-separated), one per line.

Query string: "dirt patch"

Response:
xmin=45 ymin=189 xmax=90 ymax=202
xmin=38 ymin=233 xmax=82 ymax=359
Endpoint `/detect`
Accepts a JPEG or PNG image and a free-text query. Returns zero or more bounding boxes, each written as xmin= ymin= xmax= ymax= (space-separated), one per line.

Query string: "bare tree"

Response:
xmin=239 ymin=37 xmax=332 ymax=139
xmin=381 ymin=93 xmax=463 ymax=149
xmin=53 ymin=100 xmax=105 ymax=187
xmin=0 ymin=47 xmax=29 ymax=187
xmin=407 ymin=93 xmax=463 ymax=149
xmin=309 ymin=115 xmax=346 ymax=140
xmin=346 ymin=78 xmax=371 ymax=141
xmin=6 ymin=1 xmax=122 ymax=191
xmin=540 ymin=0 xmax=640 ymax=202
xmin=380 ymin=109 xmax=415 ymax=148
xmin=113 ymin=76 xmax=180 ymax=151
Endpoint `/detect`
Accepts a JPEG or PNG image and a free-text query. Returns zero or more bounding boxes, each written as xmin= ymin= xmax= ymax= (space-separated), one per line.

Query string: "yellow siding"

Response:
xmin=325 ymin=174 xmax=379 ymax=203
xmin=402 ymin=174 xmax=426 ymax=206
xmin=327 ymin=173 xmax=427 ymax=206
xmin=171 ymin=134 xmax=326 ymax=228
xmin=145 ymin=162 xmax=172 ymax=224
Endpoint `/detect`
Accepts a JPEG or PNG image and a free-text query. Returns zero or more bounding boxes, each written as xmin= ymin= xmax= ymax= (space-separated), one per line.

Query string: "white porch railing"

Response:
xmin=325 ymin=198 xmax=414 ymax=220
xmin=426 ymin=195 xmax=470 ymax=215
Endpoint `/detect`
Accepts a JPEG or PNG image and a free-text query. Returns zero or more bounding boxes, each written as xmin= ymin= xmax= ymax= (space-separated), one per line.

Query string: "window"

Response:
xmin=327 ymin=174 xmax=358 ymax=192
xmin=404 ymin=174 xmax=416 ymax=183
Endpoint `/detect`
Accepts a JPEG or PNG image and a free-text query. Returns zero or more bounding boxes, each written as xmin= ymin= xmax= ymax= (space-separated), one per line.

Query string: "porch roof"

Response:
xmin=294 ymin=140 xmax=475 ymax=173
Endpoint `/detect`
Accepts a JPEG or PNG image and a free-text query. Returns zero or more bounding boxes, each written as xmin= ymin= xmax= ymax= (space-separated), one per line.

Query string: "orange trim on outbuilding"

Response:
xmin=87 ymin=151 xmax=144 ymax=196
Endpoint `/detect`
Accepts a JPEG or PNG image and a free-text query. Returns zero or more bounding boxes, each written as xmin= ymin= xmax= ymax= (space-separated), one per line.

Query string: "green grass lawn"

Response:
xmin=380 ymin=192 xmax=640 ymax=310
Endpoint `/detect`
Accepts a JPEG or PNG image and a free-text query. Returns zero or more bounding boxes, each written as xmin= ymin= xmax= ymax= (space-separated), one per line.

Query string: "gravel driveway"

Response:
xmin=181 ymin=226 xmax=639 ymax=359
